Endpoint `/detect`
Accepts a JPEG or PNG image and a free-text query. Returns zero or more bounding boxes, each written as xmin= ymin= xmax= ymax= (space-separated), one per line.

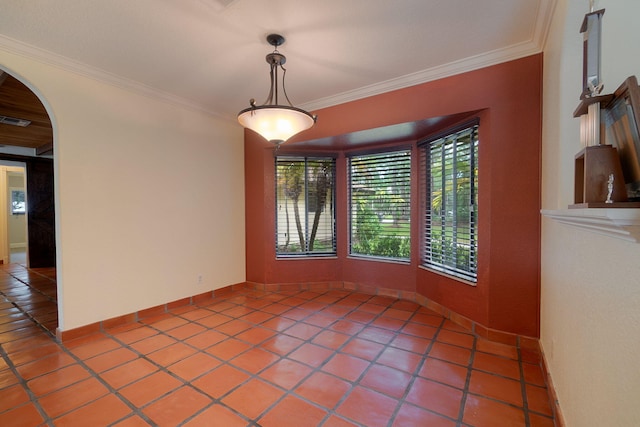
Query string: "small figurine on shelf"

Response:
xmin=606 ymin=173 xmax=614 ymax=203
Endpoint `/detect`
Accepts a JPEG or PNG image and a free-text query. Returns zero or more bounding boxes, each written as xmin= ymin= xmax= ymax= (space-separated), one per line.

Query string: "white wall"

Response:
xmin=0 ymin=47 xmax=246 ymax=330
xmin=541 ymin=1 xmax=640 ymax=425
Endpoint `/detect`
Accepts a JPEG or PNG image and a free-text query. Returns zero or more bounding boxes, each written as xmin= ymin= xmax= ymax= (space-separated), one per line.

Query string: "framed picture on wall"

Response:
xmin=603 ymin=76 xmax=640 ymax=200
xmin=10 ymin=188 xmax=25 ymax=215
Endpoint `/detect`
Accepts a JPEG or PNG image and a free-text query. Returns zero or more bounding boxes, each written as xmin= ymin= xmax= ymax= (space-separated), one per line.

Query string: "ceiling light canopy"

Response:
xmin=238 ymin=34 xmax=317 ymax=146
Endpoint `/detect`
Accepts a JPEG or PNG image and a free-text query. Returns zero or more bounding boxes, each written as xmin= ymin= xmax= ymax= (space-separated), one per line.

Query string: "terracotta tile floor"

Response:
xmin=0 ymin=265 xmax=555 ymax=426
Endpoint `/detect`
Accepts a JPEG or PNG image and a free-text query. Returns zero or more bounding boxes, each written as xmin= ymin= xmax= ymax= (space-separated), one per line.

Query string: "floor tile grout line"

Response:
xmin=0 ymin=338 xmax=54 ymax=424
xmin=202 ymin=289 xmax=385 ymax=425
xmin=249 ymin=290 xmax=455 ymax=426
xmin=299 ymin=299 xmax=392 ymax=423
xmin=462 ymin=364 xmax=552 ymax=415
xmin=518 ymin=346 xmax=532 ymax=427
xmin=386 ymin=315 xmax=462 ymax=426
xmin=52 ymin=337 xmax=163 ymax=425
xmin=0 ymin=267 xmax=57 ymax=304
xmin=457 ymin=333 xmax=478 ymax=425
xmin=0 ymin=268 xmax=58 ymax=335
xmin=101 ymin=321 xmax=258 ymax=425
xmin=253 ymin=289 xmax=393 ymax=426
xmin=13 ymin=288 xmax=490 ymax=381
xmin=346 ymin=295 xmax=461 ymax=425
xmin=0 ymin=328 xmax=50 ymax=350
xmin=0 ymin=295 xmax=56 ymax=338
xmin=0 ymin=316 xmax=37 ymax=334
xmin=102 ymin=290 xmax=370 ymax=425
xmin=193 ymin=289 xmax=356 ymax=425
xmin=1 ymin=280 xmax=555 ymax=426
xmin=62 ymin=323 xmax=217 ymax=422
xmin=171 ymin=378 xmax=255 ymax=427
xmin=234 ymin=289 xmax=377 ymax=425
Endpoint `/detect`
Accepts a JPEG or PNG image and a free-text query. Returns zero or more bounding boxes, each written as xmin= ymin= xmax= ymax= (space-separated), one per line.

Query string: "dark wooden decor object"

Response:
xmin=571 ymin=77 xmax=640 ymax=208
xmin=570 ymin=6 xmax=640 ymax=208
xmin=572 ymin=145 xmax=637 ymax=208
xmin=602 ymin=76 xmax=640 ymax=200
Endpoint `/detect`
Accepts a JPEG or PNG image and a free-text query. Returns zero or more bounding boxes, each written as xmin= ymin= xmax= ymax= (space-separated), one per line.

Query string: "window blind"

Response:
xmin=421 ymin=124 xmax=478 ymax=281
xmin=348 ymin=149 xmax=411 ymax=260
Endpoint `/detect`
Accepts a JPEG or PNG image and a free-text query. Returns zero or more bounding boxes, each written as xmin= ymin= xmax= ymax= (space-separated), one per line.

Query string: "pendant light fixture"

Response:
xmin=238 ymin=34 xmax=317 ymax=146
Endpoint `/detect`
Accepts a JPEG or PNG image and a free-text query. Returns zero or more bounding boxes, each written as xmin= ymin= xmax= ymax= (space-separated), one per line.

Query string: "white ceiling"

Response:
xmin=0 ymin=0 xmax=556 ymax=121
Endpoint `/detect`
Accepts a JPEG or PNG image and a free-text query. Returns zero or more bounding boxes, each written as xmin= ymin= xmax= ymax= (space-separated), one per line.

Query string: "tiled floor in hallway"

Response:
xmin=0 ymin=265 xmax=554 ymax=426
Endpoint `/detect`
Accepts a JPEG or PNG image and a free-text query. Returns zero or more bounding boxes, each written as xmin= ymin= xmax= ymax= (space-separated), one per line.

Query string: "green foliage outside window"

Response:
xmin=276 ymin=157 xmax=336 ymax=255
xmin=423 ymin=124 xmax=478 ymax=281
xmin=349 ymin=150 xmax=411 ymax=260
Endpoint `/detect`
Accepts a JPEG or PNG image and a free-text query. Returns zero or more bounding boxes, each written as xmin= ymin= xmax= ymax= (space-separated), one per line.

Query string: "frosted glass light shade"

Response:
xmin=238 ymin=105 xmax=315 ymax=144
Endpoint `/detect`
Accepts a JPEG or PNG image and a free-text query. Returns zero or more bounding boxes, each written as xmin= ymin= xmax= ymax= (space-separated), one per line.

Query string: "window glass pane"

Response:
xmin=423 ymin=125 xmax=478 ymax=281
xmin=276 ymin=157 xmax=336 ymax=255
xmin=349 ymin=150 xmax=411 ymax=260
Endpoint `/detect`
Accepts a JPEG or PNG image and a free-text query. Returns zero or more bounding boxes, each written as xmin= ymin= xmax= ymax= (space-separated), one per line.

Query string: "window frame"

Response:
xmin=275 ymin=155 xmax=337 ymax=257
xmin=347 ymin=147 xmax=412 ymax=262
xmin=420 ymin=121 xmax=479 ymax=282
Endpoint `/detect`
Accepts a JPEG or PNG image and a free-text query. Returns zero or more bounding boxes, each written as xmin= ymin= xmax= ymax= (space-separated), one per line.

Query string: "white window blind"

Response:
xmin=348 ymin=149 xmax=411 ymax=260
xmin=421 ymin=123 xmax=478 ymax=281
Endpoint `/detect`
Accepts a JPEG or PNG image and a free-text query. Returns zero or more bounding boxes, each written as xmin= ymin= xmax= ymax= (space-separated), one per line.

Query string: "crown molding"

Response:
xmin=533 ymin=0 xmax=558 ymax=51
xmin=0 ymin=34 xmax=222 ymax=118
xmin=301 ymin=0 xmax=557 ymax=113
xmin=300 ymin=40 xmax=542 ymax=112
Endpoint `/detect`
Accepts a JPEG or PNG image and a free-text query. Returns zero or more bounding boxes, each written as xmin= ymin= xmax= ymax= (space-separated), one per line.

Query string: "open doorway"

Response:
xmin=3 ymin=164 xmax=28 ymax=265
xmin=0 ymin=69 xmax=55 ymax=268
xmin=0 ymin=67 xmax=57 ymax=333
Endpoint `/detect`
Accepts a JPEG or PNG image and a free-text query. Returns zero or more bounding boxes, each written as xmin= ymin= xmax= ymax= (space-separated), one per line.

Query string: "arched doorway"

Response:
xmin=0 ymin=69 xmax=55 ymax=267
xmin=0 ymin=67 xmax=57 ymax=333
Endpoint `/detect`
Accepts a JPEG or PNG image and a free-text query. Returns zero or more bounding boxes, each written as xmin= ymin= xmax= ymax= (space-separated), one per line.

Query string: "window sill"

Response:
xmin=346 ymin=255 xmax=410 ymax=265
xmin=541 ymin=207 xmax=640 ymax=243
xmin=276 ymin=255 xmax=338 ymax=260
xmin=418 ymin=265 xmax=477 ymax=287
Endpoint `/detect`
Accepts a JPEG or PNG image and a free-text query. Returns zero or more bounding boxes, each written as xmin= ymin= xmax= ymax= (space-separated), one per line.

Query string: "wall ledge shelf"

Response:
xmin=541 ymin=208 xmax=640 ymax=243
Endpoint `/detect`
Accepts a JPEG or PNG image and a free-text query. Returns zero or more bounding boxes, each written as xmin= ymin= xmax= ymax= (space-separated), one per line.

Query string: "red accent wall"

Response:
xmin=245 ymin=54 xmax=542 ymax=337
